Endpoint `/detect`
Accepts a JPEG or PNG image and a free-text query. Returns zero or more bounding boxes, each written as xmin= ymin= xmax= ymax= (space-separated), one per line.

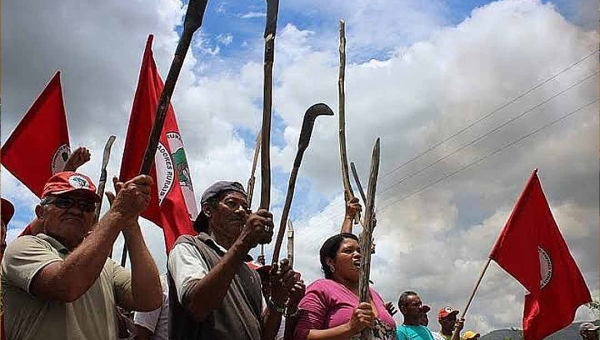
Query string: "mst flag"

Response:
xmin=120 ymin=35 xmax=198 ymax=252
xmin=1 ymin=72 xmax=70 ymax=197
xmin=489 ymin=169 xmax=591 ymax=340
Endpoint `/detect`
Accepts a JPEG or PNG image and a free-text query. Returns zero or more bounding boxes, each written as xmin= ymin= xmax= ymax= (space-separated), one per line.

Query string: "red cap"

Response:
xmin=438 ymin=306 xmax=459 ymax=320
xmin=1 ymin=198 xmax=15 ymax=226
xmin=42 ymin=172 xmax=100 ymax=202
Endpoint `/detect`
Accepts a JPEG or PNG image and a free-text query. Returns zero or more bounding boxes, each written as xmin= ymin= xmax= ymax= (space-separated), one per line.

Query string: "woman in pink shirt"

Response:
xmin=294 ymin=233 xmax=396 ymax=340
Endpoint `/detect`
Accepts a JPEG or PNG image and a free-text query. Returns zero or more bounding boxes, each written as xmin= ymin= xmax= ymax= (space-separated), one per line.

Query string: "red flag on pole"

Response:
xmin=120 ymin=35 xmax=198 ymax=252
xmin=489 ymin=169 xmax=592 ymax=340
xmin=1 ymin=72 xmax=71 ymax=197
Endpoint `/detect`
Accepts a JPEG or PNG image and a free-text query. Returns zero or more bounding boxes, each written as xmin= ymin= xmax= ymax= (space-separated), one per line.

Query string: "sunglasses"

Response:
xmin=42 ymin=196 xmax=96 ymax=213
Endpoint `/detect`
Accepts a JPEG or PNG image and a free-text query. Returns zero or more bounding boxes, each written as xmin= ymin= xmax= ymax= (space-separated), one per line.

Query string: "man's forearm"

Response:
xmin=262 ymin=306 xmax=283 ymax=340
xmin=185 ymin=241 xmax=249 ymax=320
xmin=123 ymin=223 xmax=162 ymax=311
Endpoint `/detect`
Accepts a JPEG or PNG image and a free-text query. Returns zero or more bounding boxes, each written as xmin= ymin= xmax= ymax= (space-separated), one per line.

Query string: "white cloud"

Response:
xmin=2 ymin=0 xmax=598 ymax=334
xmin=240 ymin=11 xmax=266 ymax=19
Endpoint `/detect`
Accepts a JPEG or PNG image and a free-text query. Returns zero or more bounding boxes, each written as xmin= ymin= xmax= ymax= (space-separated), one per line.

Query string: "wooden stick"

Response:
xmin=247 ymin=130 xmax=261 ymax=209
xmin=358 ymin=138 xmax=380 ymax=340
xmin=338 ymin=20 xmax=360 ymax=228
xmin=259 ymin=0 xmax=280 ymax=211
xmin=139 ymin=0 xmax=209 ymax=175
xmin=451 ymin=258 xmax=492 ymax=339
xmin=287 ymin=220 xmax=294 ymax=267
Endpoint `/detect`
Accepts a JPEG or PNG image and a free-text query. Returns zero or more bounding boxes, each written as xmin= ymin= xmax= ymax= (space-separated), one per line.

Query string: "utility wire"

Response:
xmin=376 ymin=97 xmax=599 ymax=212
xmin=379 ymin=48 xmax=599 ymax=180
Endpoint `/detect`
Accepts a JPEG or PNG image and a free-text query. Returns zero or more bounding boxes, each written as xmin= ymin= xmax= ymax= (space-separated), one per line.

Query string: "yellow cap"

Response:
xmin=462 ymin=331 xmax=480 ymax=340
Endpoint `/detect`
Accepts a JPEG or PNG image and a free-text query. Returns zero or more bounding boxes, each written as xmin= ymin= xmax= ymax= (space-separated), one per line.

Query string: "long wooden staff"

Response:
xmin=139 ymin=0 xmax=209 ymax=175
xmin=271 ymin=103 xmax=334 ymax=264
xmin=259 ymin=0 xmax=280 ymax=211
xmin=338 ymin=20 xmax=360 ymax=228
xmin=452 ymin=258 xmax=492 ymax=339
xmin=358 ymin=138 xmax=380 ymax=340
xmin=122 ymin=0 xmax=209 ymax=268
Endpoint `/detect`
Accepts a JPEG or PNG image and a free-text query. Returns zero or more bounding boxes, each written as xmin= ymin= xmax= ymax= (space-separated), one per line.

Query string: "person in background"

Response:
xmin=396 ymin=291 xmax=434 ymax=340
xmin=433 ymin=307 xmax=463 ymax=340
xmin=579 ymin=322 xmax=599 ymax=340
xmin=134 ymin=275 xmax=169 ymax=340
xmin=461 ymin=330 xmax=479 ymax=340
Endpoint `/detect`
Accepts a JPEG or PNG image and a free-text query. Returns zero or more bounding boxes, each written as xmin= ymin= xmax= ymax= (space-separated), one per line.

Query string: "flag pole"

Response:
xmin=452 ymin=258 xmax=492 ymax=338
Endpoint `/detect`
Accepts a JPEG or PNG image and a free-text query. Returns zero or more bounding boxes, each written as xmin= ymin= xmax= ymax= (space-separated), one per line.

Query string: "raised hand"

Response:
xmin=347 ymin=302 xmax=375 ymax=334
xmin=238 ymin=209 xmax=274 ymax=250
xmin=63 ymin=147 xmax=91 ymax=172
xmin=384 ymin=301 xmax=397 ymax=316
xmin=111 ymin=175 xmax=153 ymax=220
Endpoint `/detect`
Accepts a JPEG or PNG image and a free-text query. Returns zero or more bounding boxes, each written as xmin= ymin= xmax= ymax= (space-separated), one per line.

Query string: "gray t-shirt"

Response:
xmin=133 ymin=275 xmax=169 ymax=340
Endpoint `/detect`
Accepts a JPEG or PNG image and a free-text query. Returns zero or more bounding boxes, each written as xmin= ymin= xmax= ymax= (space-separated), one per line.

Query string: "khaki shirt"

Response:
xmin=1 ymin=234 xmax=131 ymax=340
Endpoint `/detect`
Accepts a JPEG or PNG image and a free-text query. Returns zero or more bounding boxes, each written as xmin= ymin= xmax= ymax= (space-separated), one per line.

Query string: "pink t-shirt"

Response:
xmin=294 ymin=279 xmax=396 ymax=340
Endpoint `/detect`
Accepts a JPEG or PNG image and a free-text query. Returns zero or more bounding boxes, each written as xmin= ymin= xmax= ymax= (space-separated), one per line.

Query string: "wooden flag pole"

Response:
xmin=452 ymin=258 xmax=492 ymax=339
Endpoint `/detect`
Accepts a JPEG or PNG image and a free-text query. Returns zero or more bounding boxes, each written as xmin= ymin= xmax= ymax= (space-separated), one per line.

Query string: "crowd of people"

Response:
xmin=0 ymin=148 xmax=598 ymax=340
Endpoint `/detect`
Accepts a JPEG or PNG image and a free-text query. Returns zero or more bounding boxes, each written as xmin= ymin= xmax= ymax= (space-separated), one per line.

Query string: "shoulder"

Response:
xmin=5 ymin=235 xmax=51 ymax=254
xmin=306 ymin=279 xmax=338 ymax=294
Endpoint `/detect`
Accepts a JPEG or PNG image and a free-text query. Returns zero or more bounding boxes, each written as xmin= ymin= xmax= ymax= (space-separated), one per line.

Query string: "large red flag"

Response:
xmin=120 ymin=35 xmax=198 ymax=252
xmin=489 ymin=169 xmax=591 ymax=340
xmin=1 ymin=72 xmax=70 ymax=197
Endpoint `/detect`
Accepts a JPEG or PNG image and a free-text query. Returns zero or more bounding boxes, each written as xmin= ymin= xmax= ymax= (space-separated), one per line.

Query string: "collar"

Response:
xmin=198 ymin=232 xmax=254 ymax=262
xmin=37 ymin=233 xmax=70 ymax=254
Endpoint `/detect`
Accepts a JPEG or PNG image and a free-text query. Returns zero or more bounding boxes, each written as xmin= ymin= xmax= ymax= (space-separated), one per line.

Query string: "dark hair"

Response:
xmin=319 ymin=233 xmax=359 ymax=279
xmin=193 ymin=195 xmax=222 ymax=233
xmin=398 ymin=290 xmax=418 ymax=308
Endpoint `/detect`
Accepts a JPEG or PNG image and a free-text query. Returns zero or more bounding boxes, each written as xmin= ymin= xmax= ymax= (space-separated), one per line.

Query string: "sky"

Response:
xmin=2 ymin=0 xmax=599 ymax=334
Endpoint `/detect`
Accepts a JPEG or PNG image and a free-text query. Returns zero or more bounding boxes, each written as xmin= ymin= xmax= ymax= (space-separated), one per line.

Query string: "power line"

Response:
xmin=302 ymin=49 xmax=600 ymax=221
xmin=376 ymin=97 xmax=599 ymax=212
xmin=297 ymin=96 xmax=598 ymax=237
xmin=379 ymin=48 xmax=599 ymax=180
xmin=376 ymin=70 xmax=599 ymax=198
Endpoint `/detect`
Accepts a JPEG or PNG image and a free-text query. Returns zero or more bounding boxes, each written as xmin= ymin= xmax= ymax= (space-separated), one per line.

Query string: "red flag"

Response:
xmin=1 ymin=72 xmax=70 ymax=197
xmin=120 ymin=35 xmax=198 ymax=252
xmin=489 ymin=169 xmax=591 ymax=340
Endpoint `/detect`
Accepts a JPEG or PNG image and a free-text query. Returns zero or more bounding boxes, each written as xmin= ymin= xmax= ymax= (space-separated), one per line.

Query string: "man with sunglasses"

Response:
xmin=168 ymin=181 xmax=301 ymax=340
xmin=1 ymin=171 xmax=162 ymax=340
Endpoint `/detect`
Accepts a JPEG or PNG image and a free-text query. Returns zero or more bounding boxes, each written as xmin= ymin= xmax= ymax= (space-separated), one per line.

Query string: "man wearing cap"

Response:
xmin=1 ymin=171 xmax=162 ymax=340
xmin=433 ymin=306 xmax=464 ymax=340
xmin=396 ymin=291 xmax=435 ymax=340
xmin=168 ymin=181 xmax=300 ymax=340
xmin=461 ymin=331 xmax=479 ymax=340
xmin=580 ymin=322 xmax=599 ymax=340
xmin=1 ymin=198 xmax=14 ymax=260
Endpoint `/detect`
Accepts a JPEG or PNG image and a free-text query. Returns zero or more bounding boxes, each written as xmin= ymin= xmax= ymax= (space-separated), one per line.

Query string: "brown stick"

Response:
xmin=338 ymin=20 xmax=359 ymax=229
xmin=247 ymin=130 xmax=261 ymax=209
xmin=451 ymin=258 xmax=492 ymax=339
xmin=139 ymin=0 xmax=209 ymax=175
xmin=358 ymin=138 xmax=380 ymax=340
xmin=259 ymin=0 xmax=280 ymax=210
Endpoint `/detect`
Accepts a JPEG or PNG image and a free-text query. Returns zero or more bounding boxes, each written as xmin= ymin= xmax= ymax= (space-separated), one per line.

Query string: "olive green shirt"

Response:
xmin=1 ymin=234 xmax=131 ymax=340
